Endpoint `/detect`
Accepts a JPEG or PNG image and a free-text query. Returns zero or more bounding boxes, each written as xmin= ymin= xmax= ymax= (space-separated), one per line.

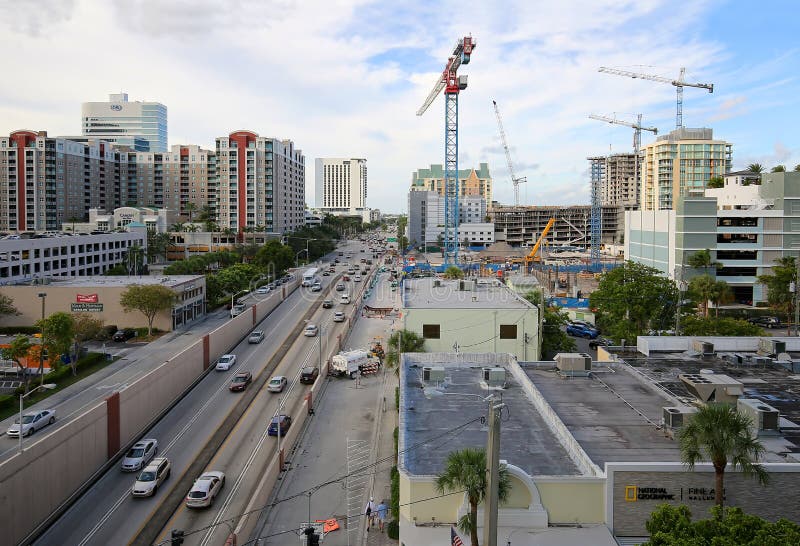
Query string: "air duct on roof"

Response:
xmin=679 ymin=373 xmax=744 ymax=403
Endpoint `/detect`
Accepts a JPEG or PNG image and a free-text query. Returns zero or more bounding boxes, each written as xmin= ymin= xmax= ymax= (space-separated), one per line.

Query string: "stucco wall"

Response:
xmin=536 ymin=478 xmax=606 ymax=524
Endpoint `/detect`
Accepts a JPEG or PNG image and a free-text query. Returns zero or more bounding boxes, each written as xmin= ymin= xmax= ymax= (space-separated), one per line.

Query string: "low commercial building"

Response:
xmin=0 ymin=231 xmax=146 ymax=284
xmin=398 ymin=346 xmax=800 ymax=545
xmin=0 ymin=275 xmax=205 ymax=331
xmin=63 ymin=206 xmax=176 ymax=234
xmin=625 ymin=171 xmax=800 ymax=306
xmin=401 ymin=277 xmax=540 ymax=361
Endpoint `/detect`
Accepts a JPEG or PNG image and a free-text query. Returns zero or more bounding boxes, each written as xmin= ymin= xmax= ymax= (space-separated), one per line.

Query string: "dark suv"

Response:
xmin=300 ymin=367 xmax=319 ymax=384
xmin=113 ymin=328 xmax=137 ymax=342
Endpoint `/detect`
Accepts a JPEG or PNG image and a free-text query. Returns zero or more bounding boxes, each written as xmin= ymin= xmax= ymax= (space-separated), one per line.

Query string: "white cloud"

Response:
xmin=0 ymin=0 xmax=796 ymax=212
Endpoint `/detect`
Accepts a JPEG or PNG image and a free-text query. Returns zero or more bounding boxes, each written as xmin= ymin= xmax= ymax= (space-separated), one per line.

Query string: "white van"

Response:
xmin=339 ymin=293 xmax=351 ymax=304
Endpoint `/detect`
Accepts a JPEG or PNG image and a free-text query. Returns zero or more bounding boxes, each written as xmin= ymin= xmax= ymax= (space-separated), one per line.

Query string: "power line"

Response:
xmin=153 ymin=415 xmax=482 ymax=545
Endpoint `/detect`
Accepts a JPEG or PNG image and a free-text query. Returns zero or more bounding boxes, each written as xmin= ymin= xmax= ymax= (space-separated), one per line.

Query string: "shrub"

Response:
xmin=395 ymin=386 xmax=399 ymax=411
xmin=97 ymin=325 xmax=118 ymax=341
xmin=386 ymin=519 xmax=399 ymax=539
xmin=0 ymin=394 xmax=15 ymax=412
xmin=390 ymin=465 xmax=400 ymax=518
xmin=0 ymin=326 xmax=39 ymax=335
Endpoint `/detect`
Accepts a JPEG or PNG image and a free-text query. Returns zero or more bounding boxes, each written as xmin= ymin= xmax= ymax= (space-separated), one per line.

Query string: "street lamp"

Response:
xmin=295 ymin=249 xmax=308 ymax=269
xmin=231 ymin=289 xmax=249 ymax=310
xmin=18 ymin=383 xmax=56 ymax=453
xmin=37 ymin=292 xmax=46 ymax=387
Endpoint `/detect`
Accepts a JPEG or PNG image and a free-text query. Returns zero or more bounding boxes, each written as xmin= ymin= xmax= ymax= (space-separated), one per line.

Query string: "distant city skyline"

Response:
xmin=1 ymin=0 xmax=798 ymax=212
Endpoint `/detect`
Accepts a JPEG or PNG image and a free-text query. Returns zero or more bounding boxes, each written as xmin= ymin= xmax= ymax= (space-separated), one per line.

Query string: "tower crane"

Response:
xmin=587 ymin=114 xmax=658 ymax=269
xmin=598 ymin=66 xmax=713 ymax=129
xmin=417 ymin=35 xmax=476 ymax=265
xmin=492 ymin=100 xmax=526 ymax=206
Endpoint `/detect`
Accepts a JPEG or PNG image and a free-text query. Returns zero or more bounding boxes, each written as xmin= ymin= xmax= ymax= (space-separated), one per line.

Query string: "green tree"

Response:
xmin=757 ymin=256 xmax=796 ymax=335
xmin=170 ymin=222 xmax=185 ymax=233
xmin=71 ymin=313 xmax=104 ymax=375
xmin=125 ymin=245 xmax=145 ymax=275
xmin=0 ymin=291 xmax=19 ymax=317
xmin=771 ymin=165 xmax=786 ymax=173
xmin=1 ymin=335 xmax=32 ymax=391
xmin=435 ymin=448 xmax=511 ymax=546
xmin=747 ymin=163 xmax=764 ymax=174
xmin=37 ymin=312 xmax=76 ymax=374
xmin=443 ymin=265 xmax=464 ymax=279
xmin=680 ymin=316 xmax=763 ymax=336
xmin=678 ymin=403 xmax=768 ymax=509
xmin=146 ymin=231 xmax=171 ymax=263
xmin=794 ymin=164 xmax=800 ymax=172
xmin=255 ymin=240 xmax=295 ymax=274
xmin=710 ymin=280 xmax=733 ymax=316
xmin=589 ymin=261 xmax=678 ymax=342
xmin=707 ymin=176 xmax=724 ymax=188
xmin=523 ymin=290 xmax=575 ymax=357
xmin=119 ymin=284 xmax=176 ymax=336
xmin=686 ymin=249 xmax=720 ymax=271
xmin=644 ymin=504 xmax=800 ymax=546
xmin=688 ymin=274 xmax=716 ymax=318
xmin=385 ymin=329 xmax=425 ymax=372
xmin=183 ymin=202 xmax=197 ymax=222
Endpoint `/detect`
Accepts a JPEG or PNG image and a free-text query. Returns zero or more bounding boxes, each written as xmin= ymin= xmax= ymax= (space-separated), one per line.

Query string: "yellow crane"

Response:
xmin=524 ymin=217 xmax=555 ymax=266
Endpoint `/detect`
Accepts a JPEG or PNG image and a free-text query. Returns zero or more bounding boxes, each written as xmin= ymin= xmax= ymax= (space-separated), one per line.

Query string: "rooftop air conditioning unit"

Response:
xmin=482 ymin=367 xmax=506 ymax=389
xmin=554 ymin=353 xmax=592 ymax=376
xmin=758 ymin=339 xmax=785 ymax=357
xmin=663 ymin=406 xmax=698 ymax=430
xmin=679 ymin=373 xmax=744 ymax=403
xmin=737 ymin=398 xmax=780 ymax=435
xmin=422 ymin=366 xmax=446 ymax=384
xmin=691 ymin=340 xmax=714 ymax=357
xmin=433 ymin=279 xmax=441 ymax=287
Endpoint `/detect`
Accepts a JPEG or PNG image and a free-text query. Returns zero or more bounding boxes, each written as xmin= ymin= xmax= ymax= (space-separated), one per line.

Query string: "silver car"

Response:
xmin=186 ymin=471 xmax=225 ymax=508
xmin=268 ymin=376 xmax=288 ymax=393
xmin=6 ymin=409 xmax=56 ymax=438
xmin=121 ymin=438 xmax=158 ymax=472
xmin=248 ymin=330 xmax=265 ymax=344
xmin=131 ymin=457 xmax=171 ymax=497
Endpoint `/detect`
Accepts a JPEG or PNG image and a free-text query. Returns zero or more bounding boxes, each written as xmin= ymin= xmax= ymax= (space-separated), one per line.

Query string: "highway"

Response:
xmin=34 ymin=240 xmax=368 ymax=546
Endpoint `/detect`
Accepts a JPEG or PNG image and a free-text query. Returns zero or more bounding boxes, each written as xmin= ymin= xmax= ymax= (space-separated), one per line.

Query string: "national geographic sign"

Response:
xmin=610 ymin=468 xmax=800 ymax=536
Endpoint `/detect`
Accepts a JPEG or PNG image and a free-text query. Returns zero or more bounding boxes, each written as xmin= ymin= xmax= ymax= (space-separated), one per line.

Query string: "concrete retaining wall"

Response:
xmin=1 ymin=278 xmax=300 ymax=545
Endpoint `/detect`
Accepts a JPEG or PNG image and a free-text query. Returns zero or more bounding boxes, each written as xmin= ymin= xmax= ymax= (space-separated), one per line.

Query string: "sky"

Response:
xmin=1 ymin=0 xmax=798 ymax=213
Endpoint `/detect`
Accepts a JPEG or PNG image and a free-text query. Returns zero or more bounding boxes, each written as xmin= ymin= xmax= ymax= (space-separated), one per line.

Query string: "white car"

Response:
xmin=186 ymin=471 xmax=225 ymax=508
xmin=333 ymin=311 xmax=345 ymax=322
xmin=268 ymin=376 xmax=288 ymax=393
xmin=248 ymin=330 xmax=265 ymax=344
xmin=121 ymin=438 xmax=158 ymax=472
xmin=131 ymin=457 xmax=171 ymax=497
xmin=215 ymin=354 xmax=237 ymax=371
xmin=311 ymin=282 xmax=322 ymax=292
xmin=6 ymin=409 xmax=56 ymax=438
xmin=256 ymin=286 xmax=271 ymax=294
xmin=304 ymin=324 xmax=319 ymax=337
xmin=354 ymin=275 xmax=362 ymax=282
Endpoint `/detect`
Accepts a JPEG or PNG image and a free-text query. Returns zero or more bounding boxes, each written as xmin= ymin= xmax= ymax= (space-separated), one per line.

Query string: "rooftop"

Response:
xmin=400 ymin=353 xmax=581 ymax=477
xmin=32 ymin=275 xmax=203 ymax=288
xmin=523 ymin=362 xmax=683 ymax=466
xmin=402 ymin=277 xmax=534 ymax=310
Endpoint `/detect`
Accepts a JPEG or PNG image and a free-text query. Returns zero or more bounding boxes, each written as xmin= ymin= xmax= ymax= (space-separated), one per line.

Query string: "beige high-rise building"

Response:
xmin=410 ymin=163 xmax=492 ymax=203
xmin=640 ymin=127 xmax=731 ymax=210
xmin=215 ymin=131 xmax=305 ymax=233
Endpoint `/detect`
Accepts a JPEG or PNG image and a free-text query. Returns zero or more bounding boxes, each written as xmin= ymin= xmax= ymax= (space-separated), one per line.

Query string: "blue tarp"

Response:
xmin=548 ymin=297 xmax=591 ymax=309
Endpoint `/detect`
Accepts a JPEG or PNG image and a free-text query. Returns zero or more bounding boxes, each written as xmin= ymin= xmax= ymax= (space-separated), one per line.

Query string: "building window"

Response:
xmin=499 ymin=325 xmax=517 ymax=339
xmin=422 ymin=324 xmax=440 ymax=339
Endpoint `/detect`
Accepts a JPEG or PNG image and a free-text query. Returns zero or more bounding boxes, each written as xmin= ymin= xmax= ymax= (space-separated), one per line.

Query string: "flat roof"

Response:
xmin=400 ymin=353 xmax=581 ymax=477
xmin=523 ymin=363 xmax=683 ymax=466
xmin=402 ymin=277 xmax=534 ymax=310
xmin=27 ymin=275 xmax=204 ymax=288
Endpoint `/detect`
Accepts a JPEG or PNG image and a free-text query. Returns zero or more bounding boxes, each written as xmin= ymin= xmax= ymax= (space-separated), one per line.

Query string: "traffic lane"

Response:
xmin=257 ymin=287 xmax=394 ymax=544
xmin=155 ymin=294 xmax=354 ymax=545
xmin=0 ymin=291 xmax=287 ymax=459
xmin=35 ymin=283 xmax=324 ymax=546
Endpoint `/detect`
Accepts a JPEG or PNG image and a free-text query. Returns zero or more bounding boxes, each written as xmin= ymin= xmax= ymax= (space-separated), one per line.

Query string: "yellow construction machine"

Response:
xmin=523 ymin=217 xmax=555 ymax=266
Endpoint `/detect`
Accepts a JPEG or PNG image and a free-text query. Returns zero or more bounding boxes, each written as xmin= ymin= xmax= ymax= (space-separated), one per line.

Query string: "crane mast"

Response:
xmin=416 ymin=36 xmax=476 ymax=265
xmin=598 ymin=66 xmax=713 ymax=129
xmin=492 ymin=100 xmax=526 ymax=206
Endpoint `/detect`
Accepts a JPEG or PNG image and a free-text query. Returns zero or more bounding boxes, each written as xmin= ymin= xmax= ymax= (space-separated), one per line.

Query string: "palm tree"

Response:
xmin=747 ymin=163 xmax=764 ymax=174
xmin=771 ymin=165 xmax=786 ymax=173
xmin=678 ymin=403 xmax=768 ymax=509
xmin=184 ymin=224 xmax=199 ymax=233
xmin=436 ymin=448 xmax=511 ymax=546
xmin=384 ymin=329 xmax=425 ymax=373
xmin=710 ymin=280 xmax=733 ymax=317
xmin=688 ymin=274 xmax=716 ymax=318
xmin=794 ymin=164 xmax=800 ymax=172
xmin=443 ymin=265 xmax=464 ymax=279
xmin=184 ymin=202 xmax=197 ymax=222
xmin=170 ymin=222 xmax=185 ymax=233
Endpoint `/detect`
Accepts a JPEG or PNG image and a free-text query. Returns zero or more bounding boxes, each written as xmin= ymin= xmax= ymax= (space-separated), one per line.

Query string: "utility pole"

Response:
xmin=483 ymin=397 xmax=502 ymax=546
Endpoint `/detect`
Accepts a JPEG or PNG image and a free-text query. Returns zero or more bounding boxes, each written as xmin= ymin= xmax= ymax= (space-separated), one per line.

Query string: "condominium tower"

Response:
xmin=82 ymin=93 xmax=167 ymax=152
xmin=641 ymin=127 xmax=731 ymax=210
xmin=216 ymin=131 xmax=305 ymax=233
xmin=314 ymin=158 xmax=367 ymax=214
xmin=410 ymin=163 xmax=493 ymax=203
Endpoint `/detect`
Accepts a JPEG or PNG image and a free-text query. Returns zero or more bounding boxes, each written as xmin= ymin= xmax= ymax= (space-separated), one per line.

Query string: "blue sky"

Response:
xmin=0 ymin=0 xmax=797 ymax=212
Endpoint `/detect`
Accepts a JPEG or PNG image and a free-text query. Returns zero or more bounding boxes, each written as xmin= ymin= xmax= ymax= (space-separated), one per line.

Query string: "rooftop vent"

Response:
xmin=737 ymin=398 xmax=780 ymax=436
xmin=758 ymin=338 xmax=785 ymax=357
xmin=422 ymin=366 xmax=446 ymax=384
xmin=482 ymin=367 xmax=506 ymax=389
xmin=554 ymin=353 xmax=592 ymax=377
xmin=433 ymin=279 xmax=441 ymax=287
xmin=692 ymin=340 xmax=714 ymax=358
xmin=679 ymin=373 xmax=744 ymax=403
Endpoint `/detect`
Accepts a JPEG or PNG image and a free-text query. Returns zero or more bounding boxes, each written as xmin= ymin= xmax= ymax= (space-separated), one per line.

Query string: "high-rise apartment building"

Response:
xmin=82 ymin=93 xmax=167 ymax=152
xmin=0 ymin=130 xmax=129 ymax=231
xmin=216 ymin=131 xmax=305 ymax=233
xmin=640 ymin=127 xmax=731 ymax=210
xmin=315 ymin=158 xmax=367 ymax=214
xmin=411 ymin=163 xmax=492 ymax=203
xmin=590 ymin=153 xmax=641 ymax=210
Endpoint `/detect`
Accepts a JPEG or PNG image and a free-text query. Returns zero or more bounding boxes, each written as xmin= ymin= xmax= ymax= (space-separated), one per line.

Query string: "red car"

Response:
xmin=343 ymin=275 xmax=350 ymax=281
xmin=229 ymin=371 xmax=253 ymax=392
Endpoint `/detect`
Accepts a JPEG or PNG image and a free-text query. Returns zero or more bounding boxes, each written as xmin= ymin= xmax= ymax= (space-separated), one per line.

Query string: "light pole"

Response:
xmin=231 ymin=289 xmax=249 ymax=311
xmin=18 ymin=383 xmax=56 ymax=453
xmin=37 ymin=292 xmax=46 ymax=386
xmin=295 ymin=249 xmax=308 ymax=269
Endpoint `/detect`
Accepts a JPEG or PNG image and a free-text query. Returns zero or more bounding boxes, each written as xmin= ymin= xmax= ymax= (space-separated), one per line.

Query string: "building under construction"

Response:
xmin=489 ymin=203 xmax=623 ymax=248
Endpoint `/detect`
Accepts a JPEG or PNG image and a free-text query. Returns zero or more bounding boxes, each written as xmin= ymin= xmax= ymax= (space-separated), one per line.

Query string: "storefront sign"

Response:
xmin=625 ymin=485 xmax=721 ymax=503
xmin=76 ymin=294 xmax=99 ymax=303
xmin=71 ymin=303 xmax=103 ymax=312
